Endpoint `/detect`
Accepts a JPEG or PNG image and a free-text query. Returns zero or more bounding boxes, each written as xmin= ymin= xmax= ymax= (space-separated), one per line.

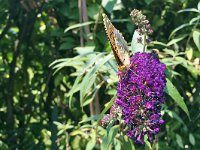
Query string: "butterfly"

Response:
xmin=102 ymin=14 xmax=130 ymax=71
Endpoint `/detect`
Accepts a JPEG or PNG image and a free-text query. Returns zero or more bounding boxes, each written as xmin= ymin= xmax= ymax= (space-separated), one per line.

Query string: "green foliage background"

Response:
xmin=0 ymin=0 xmax=200 ymax=149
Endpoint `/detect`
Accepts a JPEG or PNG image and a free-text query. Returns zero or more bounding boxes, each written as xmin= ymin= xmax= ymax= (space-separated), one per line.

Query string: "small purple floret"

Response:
xmin=116 ymin=51 xmax=166 ymax=144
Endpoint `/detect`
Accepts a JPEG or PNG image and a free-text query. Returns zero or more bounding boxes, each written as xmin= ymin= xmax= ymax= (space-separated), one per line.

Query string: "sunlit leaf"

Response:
xmin=189 ymin=133 xmax=195 ymax=146
xmin=101 ymin=0 xmax=117 ymax=14
xmin=169 ymin=23 xmax=191 ymax=38
xmin=144 ymin=134 xmax=152 ymax=150
xmin=167 ymin=35 xmax=187 ymax=46
xmin=86 ymin=132 xmax=96 ymax=150
xmin=64 ymin=21 xmax=94 ymax=32
xmin=193 ymin=30 xmax=200 ymax=50
xmin=144 ymin=0 xmax=154 ymax=5
xmin=101 ymin=125 xmax=119 ymax=150
xmin=165 ymin=78 xmax=190 ymax=119
xmin=176 ymin=134 xmax=184 ymax=148
xmin=79 ymin=115 xmax=99 ymax=124
xmin=97 ymin=96 xmax=115 ymax=125
xmin=151 ymin=41 xmax=167 ymax=47
xmin=178 ymin=8 xmax=200 ymax=13
xmin=120 ymin=135 xmax=135 ymax=150
xmin=198 ymin=1 xmax=200 ymax=10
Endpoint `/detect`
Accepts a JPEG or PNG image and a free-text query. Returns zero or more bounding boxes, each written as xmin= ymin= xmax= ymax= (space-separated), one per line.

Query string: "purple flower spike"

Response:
xmin=159 ymin=120 xmax=165 ymax=124
xmin=145 ymin=102 xmax=154 ymax=109
xmin=116 ymin=51 xmax=166 ymax=144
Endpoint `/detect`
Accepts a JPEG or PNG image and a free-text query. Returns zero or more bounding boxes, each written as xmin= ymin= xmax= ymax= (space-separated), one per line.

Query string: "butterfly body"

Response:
xmin=103 ymin=14 xmax=130 ymax=71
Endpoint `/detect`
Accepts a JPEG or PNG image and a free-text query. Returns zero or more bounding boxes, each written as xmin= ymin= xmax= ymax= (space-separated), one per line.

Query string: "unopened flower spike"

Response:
xmin=130 ymin=9 xmax=153 ymax=36
xmin=130 ymin=9 xmax=153 ymax=50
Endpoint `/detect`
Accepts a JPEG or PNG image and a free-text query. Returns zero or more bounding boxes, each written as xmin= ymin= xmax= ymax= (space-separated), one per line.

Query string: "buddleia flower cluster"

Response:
xmin=101 ymin=9 xmax=166 ymax=145
xmin=116 ymin=51 xmax=166 ymax=144
xmin=101 ymin=51 xmax=166 ymax=144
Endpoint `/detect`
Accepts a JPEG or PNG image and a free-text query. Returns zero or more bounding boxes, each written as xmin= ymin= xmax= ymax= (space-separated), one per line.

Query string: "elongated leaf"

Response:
xmin=144 ymin=134 xmax=152 ymax=150
xmin=178 ymin=8 xmax=200 ymax=13
xmin=189 ymin=16 xmax=200 ymax=24
xmin=79 ymin=115 xmax=99 ymax=124
xmin=75 ymin=46 xmax=95 ymax=54
xmin=189 ymin=133 xmax=195 ymax=146
xmin=169 ymin=23 xmax=191 ymax=38
xmin=64 ymin=21 xmax=94 ymax=32
xmin=80 ymin=54 xmax=113 ymax=107
xmin=68 ymin=76 xmax=82 ymax=109
xmin=165 ymin=78 xmax=190 ymax=118
xmin=121 ymin=135 xmax=135 ymax=150
xmin=176 ymin=134 xmax=184 ymax=148
xmin=97 ymin=96 xmax=115 ymax=124
xmin=80 ymin=53 xmax=106 ymax=75
xmin=198 ymin=1 xmax=200 ymax=10
xmin=167 ymin=35 xmax=187 ymax=46
xmin=193 ymin=30 xmax=200 ymax=50
xmin=151 ymin=41 xmax=167 ymax=47
xmin=86 ymin=132 xmax=96 ymax=150
xmin=114 ymin=139 xmax=121 ymax=150
xmin=83 ymin=82 xmax=103 ymax=106
xmin=80 ymin=73 xmax=96 ymax=107
xmin=101 ymin=125 xmax=119 ymax=150
xmin=165 ymin=110 xmax=185 ymax=125
xmin=101 ymin=0 xmax=117 ymax=14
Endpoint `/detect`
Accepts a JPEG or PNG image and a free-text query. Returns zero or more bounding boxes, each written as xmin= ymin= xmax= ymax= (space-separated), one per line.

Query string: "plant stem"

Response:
xmin=143 ymin=34 xmax=147 ymax=52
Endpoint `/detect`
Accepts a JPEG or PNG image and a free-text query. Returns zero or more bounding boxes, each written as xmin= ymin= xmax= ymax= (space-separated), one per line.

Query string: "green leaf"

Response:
xmin=198 ymin=1 xmax=200 ymax=10
xmin=86 ymin=132 xmax=96 ymax=150
xmin=97 ymin=96 xmax=115 ymax=125
xmin=68 ymin=76 xmax=82 ymax=109
xmin=87 ymin=3 xmax=100 ymax=20
xmin=101 ymin=0 xmax=117 ymax=14
xmin=79 ymin=115 xmax=99 ymax=124
xmin=189 ymin=16 xmax=200 ymax=24
xmin=80 ymin=54 xmax=113 ymax=107
xmin=144 ymin=134 xmax=152 ymax=150
xmin=189 ymin=133 xmax=195 ymax=146
xmin=144 ymin=0 xmax=154 ymax=5
xmin=176 ymin=134 xmax=184 ymax=148
xmin=151 ymin=41 xmax=167 ymax=47
xmin=59 ymin=42 xmax=76 ymax=50
xmin=165 ymin=110 xmax=185 ymax=126
xmin=178 ymin=8 xmax=200 ymax=13
xmin=74 ymin=46 xmax=95 ymax=54
xmin=169 ymin=23 xmax=191 ymax=38
xmin=167 ymin=34 xmax=187 ymax=46
xmin=165 ymin=78 xmax=190 ymax=119
xmin=186 ymin=46 xmax=193 ymax=60
xmin=114 ymin=139 xmax=121 ymax=150
xmin=101 ymin=125 xmax=119 ymax=150
xmin=64 ymin=21 xmax=94 ymax=32
xmin=121 ymin=135 xmax=135 ymax=150
xmin=193 ymin=30 xmax=200 ymax=50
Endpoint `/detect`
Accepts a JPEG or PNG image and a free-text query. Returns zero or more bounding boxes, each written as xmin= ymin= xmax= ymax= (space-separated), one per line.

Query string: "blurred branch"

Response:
xmin=78 ymin=0 xmax=90 ymax=46
xmin=93 ymin=6 xmax=103 ymax=35
xmin=78 ymin=0 xmax=84 ymax=46
xmin=78 ymin=0 xmax=98 ymax=116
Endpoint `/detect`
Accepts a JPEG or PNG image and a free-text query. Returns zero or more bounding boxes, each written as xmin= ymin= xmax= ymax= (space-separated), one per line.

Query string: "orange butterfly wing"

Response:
xmin=103 ymin=14 xmax=130 ymax=69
